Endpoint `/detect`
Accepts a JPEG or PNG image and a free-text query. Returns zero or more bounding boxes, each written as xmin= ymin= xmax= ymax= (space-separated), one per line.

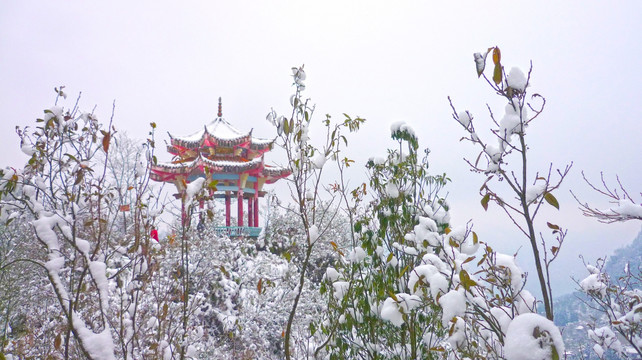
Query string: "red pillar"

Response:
xmin=225 ymin=193 xmax=231 ymax=226
xmin=254 ymin=181 xmax=259 ymax=227
xmin=237 ymin=190 xmax=244 ymax=227
xmin=254 ymin=196 xmax=259 ymax=227
xmin=248 ymin=197 xmax=253 ymax=227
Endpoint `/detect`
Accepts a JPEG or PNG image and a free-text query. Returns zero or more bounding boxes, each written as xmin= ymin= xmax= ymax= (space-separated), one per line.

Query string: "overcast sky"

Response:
xmin=1 ymin=1 xmax=641 ymax=296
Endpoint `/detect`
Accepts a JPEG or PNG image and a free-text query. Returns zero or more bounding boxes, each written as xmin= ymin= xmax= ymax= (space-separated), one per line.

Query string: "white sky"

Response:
xmin=1 ymin=1 xmax=641 ymax=296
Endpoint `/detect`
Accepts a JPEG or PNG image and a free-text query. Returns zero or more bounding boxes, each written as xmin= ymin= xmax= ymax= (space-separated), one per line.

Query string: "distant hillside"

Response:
xmin=603 ymin=229 xmax=642 ymax=280
xmin=554 ymin=228 xmax=642 ymax=359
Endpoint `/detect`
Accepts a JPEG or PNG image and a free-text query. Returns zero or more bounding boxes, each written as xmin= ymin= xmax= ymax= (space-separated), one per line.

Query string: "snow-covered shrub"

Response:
xmin=313 ymin=124 xmax=564 ymax=359
xmin=578 ymin=259 xmax=642 ymax=359
xmin=0 ymin=90 xmax=162 ymax=359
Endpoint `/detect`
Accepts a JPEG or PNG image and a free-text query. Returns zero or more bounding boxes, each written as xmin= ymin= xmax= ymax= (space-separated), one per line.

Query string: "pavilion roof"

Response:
xmin=150 ymin=154 xmax=291 ymax=184
xmin=168 ymin=117 xmax=274 ymax=154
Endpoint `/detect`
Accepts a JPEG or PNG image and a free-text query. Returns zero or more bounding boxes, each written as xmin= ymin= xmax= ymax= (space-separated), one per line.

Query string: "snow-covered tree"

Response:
xmin=449 ymin=47 xmax=571 ymax=321
xmin=573 ymin=174 xmax=642 ymax=358
xmin=0 ymin=89 xmax=163 ymax=359
xmin=265 ymin=65 xmax=364 ymax=359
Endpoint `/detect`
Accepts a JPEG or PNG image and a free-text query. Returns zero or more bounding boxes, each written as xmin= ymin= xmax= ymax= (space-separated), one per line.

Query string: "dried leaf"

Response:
xmin=102 ymin=132 xmax=111 ymax=153
xmin=492 ymin=47 xmax=501 ymax=65
xmin=474 ymin=52 xmax=486 ymax=77
xmin=546 ymin=222 xmax=560 ymax=230
xmin=54 ymin=333 xmax=62 ymax=350
xmin=74 ymin=170 xmax=84 ymax=185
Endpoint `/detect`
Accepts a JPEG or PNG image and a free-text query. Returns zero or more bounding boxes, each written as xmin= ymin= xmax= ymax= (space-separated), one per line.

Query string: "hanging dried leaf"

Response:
xmin=474 ymin=52 xmax=486 ymax=77
xmin=257 ymin=278 xmax=263 ymax=294
xmin=54 ymin=333 xmax=62 ymax=350
xmin=492 ymin=47 xmax=501 ymax=65
xmin=102 ymin=132 xmax=111 ymax=153
xmin=74 ymin=170 xmax=84 ymax=185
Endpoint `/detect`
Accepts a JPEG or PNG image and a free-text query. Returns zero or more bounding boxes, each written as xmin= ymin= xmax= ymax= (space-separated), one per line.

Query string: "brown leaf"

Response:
xmin=74 ymin=170 xmax=84 ymax=185
xmin=546 ymin=222 xmax=560 ymax=230
xmin=54 ymin=333 xmax=62 ymax=350
xmin=102 ymin=132 xmax=111 ymax=153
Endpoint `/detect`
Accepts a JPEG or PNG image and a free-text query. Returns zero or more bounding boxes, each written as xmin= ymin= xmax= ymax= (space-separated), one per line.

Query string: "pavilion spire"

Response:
xmin=217 ymin=97 xmax=223 ymax=117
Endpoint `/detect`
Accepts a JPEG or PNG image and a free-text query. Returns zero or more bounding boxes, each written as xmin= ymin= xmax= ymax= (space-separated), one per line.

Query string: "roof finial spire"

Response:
xmin=217 ymin=97 xmax=222 ymax=117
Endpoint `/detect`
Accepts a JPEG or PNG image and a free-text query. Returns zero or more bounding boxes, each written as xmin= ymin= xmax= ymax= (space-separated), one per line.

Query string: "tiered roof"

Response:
xmin=150 ymin=100 xmax=290 ymax=186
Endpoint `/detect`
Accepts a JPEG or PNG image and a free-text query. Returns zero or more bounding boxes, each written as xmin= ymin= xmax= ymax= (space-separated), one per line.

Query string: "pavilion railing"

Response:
xmin=214 ymin=226 xmax=262 ymax=238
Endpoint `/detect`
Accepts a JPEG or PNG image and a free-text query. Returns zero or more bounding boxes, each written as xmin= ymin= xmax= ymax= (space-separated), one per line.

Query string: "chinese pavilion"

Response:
xmin=150 ymin=98 xmax=291 ymax=237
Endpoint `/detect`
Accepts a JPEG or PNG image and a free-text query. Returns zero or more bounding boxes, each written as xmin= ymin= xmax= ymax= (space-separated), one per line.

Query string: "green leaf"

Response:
xmin=386 ymin=252 xmax=394 ymax=263
xmin=481 ymin=193 xmax=490 ymax=211
xmin=399 ymin=264 xmax=409 ymax=278
xmin=493 ymin=63 xmax=502 ymax=85
xmin=544 ymin=192 xmax=559 ymax=210
xmin=283 ymin=252 xmax=292 ymax=262
xmin=459 ymin=269 xmax=477 ymax=291
xmin=552 ymin=343 xmax=560 ymax=360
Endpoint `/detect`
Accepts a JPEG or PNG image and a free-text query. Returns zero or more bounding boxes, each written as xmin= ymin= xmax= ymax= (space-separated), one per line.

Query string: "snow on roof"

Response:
xmin=205 ymin=117 xmax=246 ymax=140
xmin=150 ymin=154 xmax=291 ymax=183
xmin=170 ymin=117 xmax=274 ymax=149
